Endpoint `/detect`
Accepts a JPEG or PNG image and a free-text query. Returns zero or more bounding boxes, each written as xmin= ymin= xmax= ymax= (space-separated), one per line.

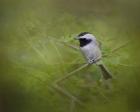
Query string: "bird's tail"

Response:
xmin=98 ymin=63 xmax=112 ymax=80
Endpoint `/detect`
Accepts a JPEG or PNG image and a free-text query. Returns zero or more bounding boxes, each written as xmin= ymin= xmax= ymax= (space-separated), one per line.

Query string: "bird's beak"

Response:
xmin=74 ymin=36 xmax=79 ymax=40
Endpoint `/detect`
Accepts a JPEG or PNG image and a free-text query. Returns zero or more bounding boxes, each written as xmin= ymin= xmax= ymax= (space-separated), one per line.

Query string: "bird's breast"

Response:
xmin=80 ymin=43 xmax=102 ymax=62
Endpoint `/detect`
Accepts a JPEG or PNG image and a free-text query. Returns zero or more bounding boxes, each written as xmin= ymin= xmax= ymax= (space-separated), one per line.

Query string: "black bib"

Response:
xmin=79 ymin=38 xmax=92 ymax=47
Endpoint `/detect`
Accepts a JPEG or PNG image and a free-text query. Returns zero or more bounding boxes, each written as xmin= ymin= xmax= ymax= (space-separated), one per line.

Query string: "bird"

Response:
xmin=53 ymin=32 xmax=113 ymax=104
xmin=75 ymin=32 xmax=112 ymax=80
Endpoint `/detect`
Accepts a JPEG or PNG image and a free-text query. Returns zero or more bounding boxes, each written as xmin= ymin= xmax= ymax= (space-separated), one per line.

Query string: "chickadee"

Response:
xmin=75 ymin=32 xmax=112 ymax=80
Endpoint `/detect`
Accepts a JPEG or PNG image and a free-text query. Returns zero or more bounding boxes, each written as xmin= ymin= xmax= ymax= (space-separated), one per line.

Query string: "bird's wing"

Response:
xmin=96 ymin=40 xmax=102 ymax=48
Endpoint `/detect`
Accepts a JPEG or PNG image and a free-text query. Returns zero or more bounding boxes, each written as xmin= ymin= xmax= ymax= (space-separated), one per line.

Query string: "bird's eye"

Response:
xmin=79 ymin=38 xmax=86 ymax=40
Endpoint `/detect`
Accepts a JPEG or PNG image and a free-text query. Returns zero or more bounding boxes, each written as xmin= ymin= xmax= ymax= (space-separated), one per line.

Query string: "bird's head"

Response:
xmin=75 ymin=32 xmax=96 ymax=47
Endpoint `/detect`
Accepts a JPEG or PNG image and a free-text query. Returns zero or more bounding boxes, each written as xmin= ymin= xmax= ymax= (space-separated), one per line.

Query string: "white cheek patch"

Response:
xmin=82 ymin=34 xmax=96 ymax=40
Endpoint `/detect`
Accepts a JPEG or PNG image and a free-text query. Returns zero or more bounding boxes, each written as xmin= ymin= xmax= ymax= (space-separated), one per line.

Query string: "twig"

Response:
xmin=25 ymin=37 xmax=48 ymax=65
xmin=48 ymin=37 xmax=79 ymax=51
xmin=103 ymin=41 xmax=130 ymax=58
xmin=54 ymin=63 xmax=89 ymax=83
xmin=118 ymin=63 xmax=137 ymax=67
xmin=49 ymin=39 xmax=67 ymax=73
xmin=53 ymin=84 xmax=83 ymax=105
xmin=70 ymin=99 xmax=76 ymax=112
xmin=110 ymin=41 xmax=130 ymax=53
xmin=95 ymin=85 xmax=110 ymax=102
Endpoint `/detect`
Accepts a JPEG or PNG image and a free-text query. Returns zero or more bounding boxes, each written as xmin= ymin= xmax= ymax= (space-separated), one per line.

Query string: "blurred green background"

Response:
xmin=0 ymin=0 xmax=140 ymax=112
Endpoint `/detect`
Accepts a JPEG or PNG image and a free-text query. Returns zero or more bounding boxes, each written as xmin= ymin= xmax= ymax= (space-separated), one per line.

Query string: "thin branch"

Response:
xmin=48 ymin=37 xmax=79 ymax=51
xmin=118 ymin=63 xmax=137 ymax=67
xmin=54 ymin=63 xmax=89 ymax=84
xmin=70 ymin=99 xmax=76 ymax=112
xmin=25 ymin=38 xmax=48 ymax=65
xmin=49 ymin=39 xmax=67 ymax=73
xmin=53 ymin=84 xmax=84 ymax=105
xmin=110 ymin=41 xmax=130 ymax=53
xmin=53 ymin=63 xmax=90 ymax=105
xmin=95 ymin=85 xmax=110 ymax=102
xmin=102 ymin=41 xmax=130 ymax=58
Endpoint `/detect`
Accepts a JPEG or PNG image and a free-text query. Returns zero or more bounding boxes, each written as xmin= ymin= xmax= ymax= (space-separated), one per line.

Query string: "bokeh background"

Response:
xmin=0 ymin=0 xmax=140 ymax=112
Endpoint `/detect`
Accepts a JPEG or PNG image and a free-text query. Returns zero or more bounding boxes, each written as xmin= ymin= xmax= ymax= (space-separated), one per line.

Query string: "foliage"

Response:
xmin=0 ymin=0 xmax=140 ymax=112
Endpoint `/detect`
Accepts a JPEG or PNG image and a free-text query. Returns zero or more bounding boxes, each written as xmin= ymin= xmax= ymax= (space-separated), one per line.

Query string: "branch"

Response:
xmin=48 ymin=37 xmax=79 ymax=51
xmin=103 ymin=41 xmax=130 ymax=58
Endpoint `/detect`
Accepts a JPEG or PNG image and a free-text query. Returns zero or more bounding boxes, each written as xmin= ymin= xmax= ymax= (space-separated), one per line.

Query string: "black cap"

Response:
xmin=78 ymin=32 xmax=90 ymax=37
